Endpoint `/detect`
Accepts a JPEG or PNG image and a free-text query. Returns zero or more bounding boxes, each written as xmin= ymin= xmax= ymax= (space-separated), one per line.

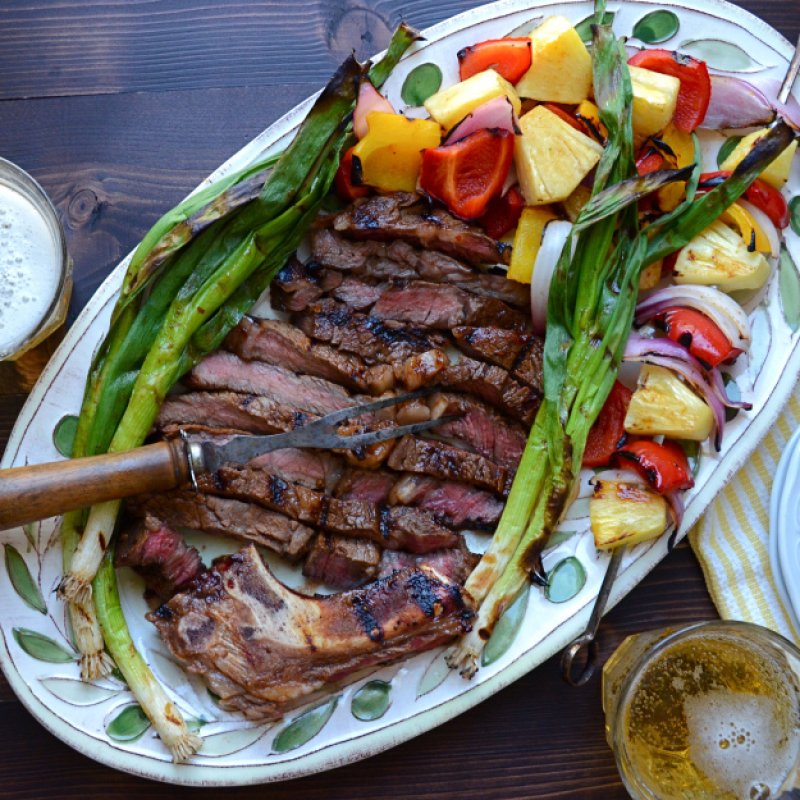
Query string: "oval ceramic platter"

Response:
xmin=2 ymin=0 xmax=800 ymax=786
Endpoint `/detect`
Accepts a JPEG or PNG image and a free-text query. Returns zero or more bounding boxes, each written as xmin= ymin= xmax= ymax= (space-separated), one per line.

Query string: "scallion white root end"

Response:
xmin=58 ymin=574 xmax=92 ymax=605
xmin=69 ymin=594 xmax=115 ymax=680
xmin=80 ymin=649 xmax=115 ymax=682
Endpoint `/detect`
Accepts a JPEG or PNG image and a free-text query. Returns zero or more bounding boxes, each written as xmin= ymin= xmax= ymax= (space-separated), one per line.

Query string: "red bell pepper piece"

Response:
xmin=628 ymin=49 xmax=711 ymax=132
xmin=583 ymin=381 xmax=633 ymax=468
xmin=420 ymin=128 xmax=515 ymax=219
xmin=334 ymin=146 xmax=369 ymax=202
xmin=614 ymin=439 xmax=695 ymax=494
xmin=697 ymin=171 xmax=790 ymax=229
xmin=636 ymin=145 xmax=666 ymax=176
xmin=458 ymin=38 xmax=532 ymax=84
xmin=541 ymin=103 xmax=588 ymax=135
xmin=654 ymin=306 xmax=741 ymax=368
xmin=479 ymin=186 xmax=525 ymax=239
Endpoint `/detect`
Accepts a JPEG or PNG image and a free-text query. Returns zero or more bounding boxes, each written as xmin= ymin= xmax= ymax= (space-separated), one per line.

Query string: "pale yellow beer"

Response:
xmin=604 ymin=621 xmax=800 ymax=799
xmin=0 ymin=157 xmax=72 ymax=391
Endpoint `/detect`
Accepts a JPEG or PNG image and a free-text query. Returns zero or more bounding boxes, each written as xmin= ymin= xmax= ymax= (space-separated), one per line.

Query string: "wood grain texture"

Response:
xmin=0 ymin=0 xmax=797 ymax=796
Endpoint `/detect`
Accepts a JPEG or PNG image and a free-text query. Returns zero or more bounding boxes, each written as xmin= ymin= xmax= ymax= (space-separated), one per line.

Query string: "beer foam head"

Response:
xmin=684 ymin=688 xmax=797 ymax=798
xmin=0 ymin=183 xmax=61 ymax=356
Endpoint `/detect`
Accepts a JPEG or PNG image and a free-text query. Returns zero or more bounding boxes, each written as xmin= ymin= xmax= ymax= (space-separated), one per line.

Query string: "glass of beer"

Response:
xmin=0 ymin=157 xmax=72 ymax=390
xmin=603 ymin=620 xmax=800 ymax=799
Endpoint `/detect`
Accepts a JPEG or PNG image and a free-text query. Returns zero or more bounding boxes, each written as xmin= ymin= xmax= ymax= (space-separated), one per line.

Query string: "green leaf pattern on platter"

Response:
xmin=678 ymin=39 xmax=766 ymax=72
xmin=12 ymin=628 xmax=76 ymax=663
xmin=351 ymin=680 xmax=392 ymax=721
xmin=780 ymin=246 xmax=800 ymax=332
xmin=52 ymin=414 xmax=78 ymax=458
xmin=400 ymin=64 xmax=442 ymax=107
xmin=106 ymin=704 xmax=151 ymax=742
xmin=481 ymin=585 xmax=530 ymax=667
xmin=416 ymin=651 xmax=451 ymax=698
xmin=40 ymin=677 xmax=121 ymax=706
xmin=789 ymin=197 xmax=800 ymax=237
xmin=4 ymin=544 xmax=46 ymax=614
xmin=632 ymin=10 xmax=679 ymax=44
xmin=545 ymin=557 xmax=587 ymax=604
xmin=272 ymin=697 xmax=339 ymax=754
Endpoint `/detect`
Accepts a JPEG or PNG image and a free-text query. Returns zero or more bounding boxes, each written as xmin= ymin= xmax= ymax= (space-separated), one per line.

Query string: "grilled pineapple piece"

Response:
xmin=625 ymin=365 xmax=713 ymax=441
xmin=638 ymin=260 xmax=662 ymax=291
xmin=629 ymin=65 xmax=680 ymax=141
xmin=719 ymin=127 xmax=798 ymax=189
xmin=561 ymin=184 xmax=592 ymax=223
xmin=515 ymin=106 xmax=603 ymax=206
xmin=515 ymin=16 xmax=592 ymax=104
xmin=673 ymin=219 xmax=771 ymax=292
xmin=424 ymin=69 xmax=521 ymax=132
xmin=591 ymin=478 xmax=669 ymax=550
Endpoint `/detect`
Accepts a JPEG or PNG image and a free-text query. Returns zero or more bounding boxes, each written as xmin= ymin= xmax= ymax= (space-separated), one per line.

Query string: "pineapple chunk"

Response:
xmin=625 ymin=365 xmax=713 ymax=441
xmin=591 ymin=478 xmax=669 ymax=550
xmin=720 ymin=128 xmax=798 ymax=189
xmin=673 ymin=219 xmax=771 ymax=292
xmin=515 ymin=105 xmax=603 ymax=206
xmin=515 ymin=16 xmax=592 ymax=104
xmin=629 ymin=65 xmax=680 ymax=141
xmin=424 ymin=69 xmax=521 ymax=132
xmin=507 ymin=207 xmax=558 ymax=283
xmin=561 ymin=184 xmax=592 ymax=222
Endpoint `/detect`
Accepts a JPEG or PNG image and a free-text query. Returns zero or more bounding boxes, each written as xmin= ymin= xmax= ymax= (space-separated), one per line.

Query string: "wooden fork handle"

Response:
xmin=0 ymin=439 xmax=191 ymax=531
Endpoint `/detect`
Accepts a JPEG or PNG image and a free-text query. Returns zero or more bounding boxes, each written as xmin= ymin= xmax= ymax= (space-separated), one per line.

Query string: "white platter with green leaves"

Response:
xmin=2 ymin=0 xmax=800 ymax=786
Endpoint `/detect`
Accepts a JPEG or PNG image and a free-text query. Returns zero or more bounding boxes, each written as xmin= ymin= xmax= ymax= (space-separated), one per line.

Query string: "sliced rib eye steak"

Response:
xmin=324 ymin=193 xmax=510 ymax=266
xmin=377 ymin=541 xmax=479 ymax=585
xmin=148 ymin=545 xmax=474 ymax=720
xmin=115 ymin=515 xmax=203 ymax=601
xmin=126 ymin=491 xmax=315 ymax=560
xmin=225 ymin=316 xmax=394 ymax=395
xmin=302 ymin=533 xmax=381 ymax=590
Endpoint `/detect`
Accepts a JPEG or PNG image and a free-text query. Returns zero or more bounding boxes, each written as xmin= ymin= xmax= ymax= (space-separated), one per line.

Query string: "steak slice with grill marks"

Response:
xmin=270 ymin=256 xmax=341 ymax=312
xmin=225 ymin=316 xmax=394 ymax=395
xmin=294 ymin=300 xmax=446 ymax=366
xmin=378 ymin=540 xmax=479 ymax=585
xmin=115 ymin=515 xmax=204 ymax=601
xmin=148 ymin=545 xmax=473 ymax=720
xmin=187 ymin=352 xmax=355 ymax=417
xmin=126 ymin=492 xmax=315 ymax=560
xmin=387 ymin=436 xmax=508 ymax=497
xmin=333 ymin=469 xmax=395 ymax=504
xmin=427 ymin=392 xmax=527 ymax=473
xmin=302 ymin=533 xmax=381 ymax=590
xmin=198 ymin=466 xmax=459 ymax=553
xmin=452 ymin=326 xmax=544 ymax=394
xmin=389 ymin=475 xmax=504 ymax=530
xmin=435 ymin=356 xmax=539 ymax=426
xmin=156 ymin=391 xmax=311 ymax=435
xmin=310 ymin=229 xmax=529 ymax=308
xmin=371 ymin=282 xmax=529 ymax=330
xmin=324 ymin=192 xmax=510 ymax=266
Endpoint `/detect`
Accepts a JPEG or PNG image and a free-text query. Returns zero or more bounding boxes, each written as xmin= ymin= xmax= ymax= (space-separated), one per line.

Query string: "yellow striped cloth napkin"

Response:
xmin=689 ymin=394 xmax=800 ymax=644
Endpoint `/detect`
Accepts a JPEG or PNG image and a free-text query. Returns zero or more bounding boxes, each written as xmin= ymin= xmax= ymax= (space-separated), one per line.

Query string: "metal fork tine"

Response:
xmin=295 ymin=389 xmax=433 ymax=434
xmin=318 ymin=416 xmax=458 ymax=451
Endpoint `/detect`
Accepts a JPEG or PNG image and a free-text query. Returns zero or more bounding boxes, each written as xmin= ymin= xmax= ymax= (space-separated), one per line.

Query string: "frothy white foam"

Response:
xmin=685 ymin=688 xmax=797 ymax=798
xmin=0 ymin=183 xmax=61 ymax=355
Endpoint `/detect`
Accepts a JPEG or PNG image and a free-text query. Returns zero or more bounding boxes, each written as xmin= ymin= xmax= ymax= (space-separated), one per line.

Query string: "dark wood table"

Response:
xmin=0 ymin=1 xmax=797 ymax=796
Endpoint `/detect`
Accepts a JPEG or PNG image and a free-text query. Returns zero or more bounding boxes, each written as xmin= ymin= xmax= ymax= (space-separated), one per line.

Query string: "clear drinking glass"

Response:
xmin=603 ymin=620 xmax=800 ymax=800
xmin=0 ymin=157 xmax=72 ymax=389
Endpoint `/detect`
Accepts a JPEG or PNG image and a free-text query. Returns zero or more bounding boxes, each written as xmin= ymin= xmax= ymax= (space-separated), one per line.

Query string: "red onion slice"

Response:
xmin=751 ymin=78 xmax=800 ymax=130
xmin=636 ymin=285 xmax=750 ymax=350
xmin=445 ymin=96 xmax=519 ymax=144
xmin=702 ymin=76 xmax=775 ymax=130
xmin=353 ymin=81 xmax=395 ymax=140
xmin=531 ymin=220 xmax=572 ymax=335
xmin=709 ymin=367 xmax=752 ymax=411
xmin=665 ymin=490 xmax=685 ymax=550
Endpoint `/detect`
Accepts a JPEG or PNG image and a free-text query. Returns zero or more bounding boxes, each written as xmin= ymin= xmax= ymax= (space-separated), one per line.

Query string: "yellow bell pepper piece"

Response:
xmin=352 ymin=112 xmax=441 ymax=193
xmin=575 ymin=100 xmax=607 ymax=141
xmin=507 ymin=206 xmax=558 ymax=284
xmin=720 ymin=201 xmax=771 ymax=254
xmin=657 ymin=123 xmax=694 ymax=212
xmin=720 ymin=128 xmax=798 ymax=189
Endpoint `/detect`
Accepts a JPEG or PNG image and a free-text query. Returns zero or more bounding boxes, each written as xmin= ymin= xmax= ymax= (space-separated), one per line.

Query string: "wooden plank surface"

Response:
xmin=0 ymin=0 xmax=797 ymax=796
